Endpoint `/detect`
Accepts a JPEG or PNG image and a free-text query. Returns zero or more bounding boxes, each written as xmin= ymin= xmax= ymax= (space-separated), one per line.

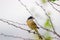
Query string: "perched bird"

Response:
xmin=26 ymin=16 xmax=43 ymax=40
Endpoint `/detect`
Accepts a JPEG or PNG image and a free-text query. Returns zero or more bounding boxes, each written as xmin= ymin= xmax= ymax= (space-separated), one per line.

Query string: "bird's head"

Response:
xmin=28 ymin=16 xmax=34 ymax=20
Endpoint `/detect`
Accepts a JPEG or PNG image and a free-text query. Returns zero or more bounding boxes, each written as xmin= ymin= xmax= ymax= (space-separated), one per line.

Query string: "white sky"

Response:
xmin=0 ymin=0 xmax=60 ymax=40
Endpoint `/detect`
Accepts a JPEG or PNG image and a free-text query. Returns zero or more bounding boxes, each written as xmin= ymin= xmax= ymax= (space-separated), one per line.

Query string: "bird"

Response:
xmin=26 ymin=16 xmax=43 ymax=40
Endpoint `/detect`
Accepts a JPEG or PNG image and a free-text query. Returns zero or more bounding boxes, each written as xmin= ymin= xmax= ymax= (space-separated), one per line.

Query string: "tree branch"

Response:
xmin=0 ymin=18 xmax=26 ymax=25
xmin=0 ymin=0 xmax=60 ymax=40
xmin=18 ymin=0 xmax=60 ymax=38
xmin=0 ymin=33 xmax=33 ymax=40
xmin=0 ymin=19 xmax=37 ymax=34
xmin=35 ymin=2 xmax=60 ymax=38
xmin=35 ymin=2 xmax=55 ymax=31
xmin=52 ymin=2 xmax=60 ymax=6
xmin=18 ymin=0 xmax=33 ymax=16
xmin=0 ymin=33 xmax=60 ymax=40
xmin=18 ymin=0 xmax=54 ymax=33
xmin=49 ymin=2 xmax=60 ymax=13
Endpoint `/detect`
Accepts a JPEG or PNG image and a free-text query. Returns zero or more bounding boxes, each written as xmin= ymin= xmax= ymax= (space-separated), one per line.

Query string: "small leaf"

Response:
xmin=45 ymin=36 xmax=52 ymax=40
xmin=44 ymin=19 xmax=52 ymax=28
xmin=49 ymin=0 xmax=56 ymax=2
xmin=41 ymin=0 xmax=47 ymax=3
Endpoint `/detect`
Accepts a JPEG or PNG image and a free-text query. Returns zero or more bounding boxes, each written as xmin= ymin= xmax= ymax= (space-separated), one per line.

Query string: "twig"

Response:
xmin=18 ymin=0 xmax=60 ymax=38
xmin=1 ymin=18 xmax=26 ymax=25
xmin=18 ymin=0 xmax=33 ymax=16
xmin=18 ymin=0 xmax=57 ymax=39
xmin=0 ymin=19 xmax=37 ymax=34
xmin=35 ymin=2 xmax=60 ymax=38
xmin=0 ymin=19 xmax=45 ymax=40
xmin=35 ymin=2 xmax=55 ymax=32
xmin=52 ymin=2 xmax=60 ymax=6
xmin=49 ymin=2 xmax=60 ymax=13
xmin=0 ymin=33 xmax=33 ymax=40
xmin=52 ymin=37 xmax=60 ymax=40
xmin=19 ymin=0 xmax=54 ymax=32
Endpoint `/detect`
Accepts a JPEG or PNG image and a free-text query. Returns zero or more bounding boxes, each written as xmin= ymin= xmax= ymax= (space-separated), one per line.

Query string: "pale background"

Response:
xmin=0 ymin=0 xmax=60 ymax=40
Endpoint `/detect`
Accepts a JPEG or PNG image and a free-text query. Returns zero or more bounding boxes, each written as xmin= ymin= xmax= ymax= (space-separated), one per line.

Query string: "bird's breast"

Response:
xmin=26 ymin=20 xmax=37 ymax=30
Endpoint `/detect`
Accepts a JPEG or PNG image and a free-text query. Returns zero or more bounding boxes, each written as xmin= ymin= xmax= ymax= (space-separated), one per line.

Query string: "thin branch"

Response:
xmin=18 ymin=0 xmax=33 ymax=16
xmin=41 ymin=33 xmax=60 ymax=40
xmin=0 ymin=18 xmax=60 ymax=40
xmin=36 ymin=22 xmax=53 ymax=33
xmin=18 ymin=0 xmax=60 ymax=38
xmin=18 ymin=0 xmax=57 ymax=39
xmin=0 ymin=19 xmax=26 ymax=30
xmin=0 ymin=19 xmax=37 ymax=34
xmin=0 ymin=33 xmax=33 ymax=40
xmin=49 ymin=36 xmax=60 ymax=40
xmin=1 ymin=18 xmax=26 ymax=25
xmin=0 ymin=0 xmax=60 ymax=40
xmin=52 ymin=2 xmax=60 ymax=6
xmin=35 ymin=2 xmax=60 ymax=38
xmin=19 ymin=0 xmax=54 ymax=32
xmin=35 ymin=2 xmax=55 ymax=32
xmin=0 ymin=19 xmax=46 ymax=40
xmin=19 ymin=0 xmax=58 ymax=37
xmin=0 ymin=18 xmax=45 ymax=39
xmin=49 ymin=2 xmax=60 ymax=13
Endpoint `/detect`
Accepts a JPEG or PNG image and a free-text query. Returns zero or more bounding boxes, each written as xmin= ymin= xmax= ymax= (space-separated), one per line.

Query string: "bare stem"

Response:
xmin=35 ymin=2 xmax=55 ymax=31
xmin=0 ymin=18 xmax=26 ymax=25
xmin=35 ymin=2 xmax=60 ymax=38
xmin=18 ymin=0 xmax=33 ymax=16
xmin=49 ymin=2 xmax=60 ymax=13
xmin=52 ymin=2 xmax=60 ymax=6
xmin=18 ymin=0 xmax=54 ymax=33
xmin=18 ymin=0 xmax=60 ymax=38
xmin=0 ymin=33 xmax=33 ymax=40
xmin=0 ymin=19 xmax=36 ymax=34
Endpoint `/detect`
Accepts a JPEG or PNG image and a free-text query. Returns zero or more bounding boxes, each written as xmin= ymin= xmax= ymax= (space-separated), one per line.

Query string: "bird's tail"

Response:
xmin=35 ymin=28 xmax=43 ymax=40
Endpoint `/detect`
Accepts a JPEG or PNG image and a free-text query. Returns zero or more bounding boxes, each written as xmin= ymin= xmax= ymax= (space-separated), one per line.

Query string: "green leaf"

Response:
xmin=41 ymin=0 xmax=47 ymax=3
xmin=49 ymin=0 xmax=56 ymax=2
xmin=45 ymin=36 xmax=52 ymax=40
xmin=44 ymin=19 xmax=52 ymax=28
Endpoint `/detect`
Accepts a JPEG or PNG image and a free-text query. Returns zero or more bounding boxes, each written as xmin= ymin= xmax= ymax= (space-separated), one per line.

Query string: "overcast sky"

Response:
xmin=0 ymin=0 xmax=60 ymax=40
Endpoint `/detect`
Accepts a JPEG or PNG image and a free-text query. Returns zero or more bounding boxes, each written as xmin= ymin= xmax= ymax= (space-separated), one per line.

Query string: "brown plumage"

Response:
xmin=27 ymin=19 xmax=37 ymax=30
xmin=26 ymin=16 xmax=43 ymax=40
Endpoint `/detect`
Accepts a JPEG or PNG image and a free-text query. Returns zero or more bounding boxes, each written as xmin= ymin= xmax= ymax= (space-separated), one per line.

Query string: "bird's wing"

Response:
xmin=31 ymin=21 xmax=39 ymax=29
